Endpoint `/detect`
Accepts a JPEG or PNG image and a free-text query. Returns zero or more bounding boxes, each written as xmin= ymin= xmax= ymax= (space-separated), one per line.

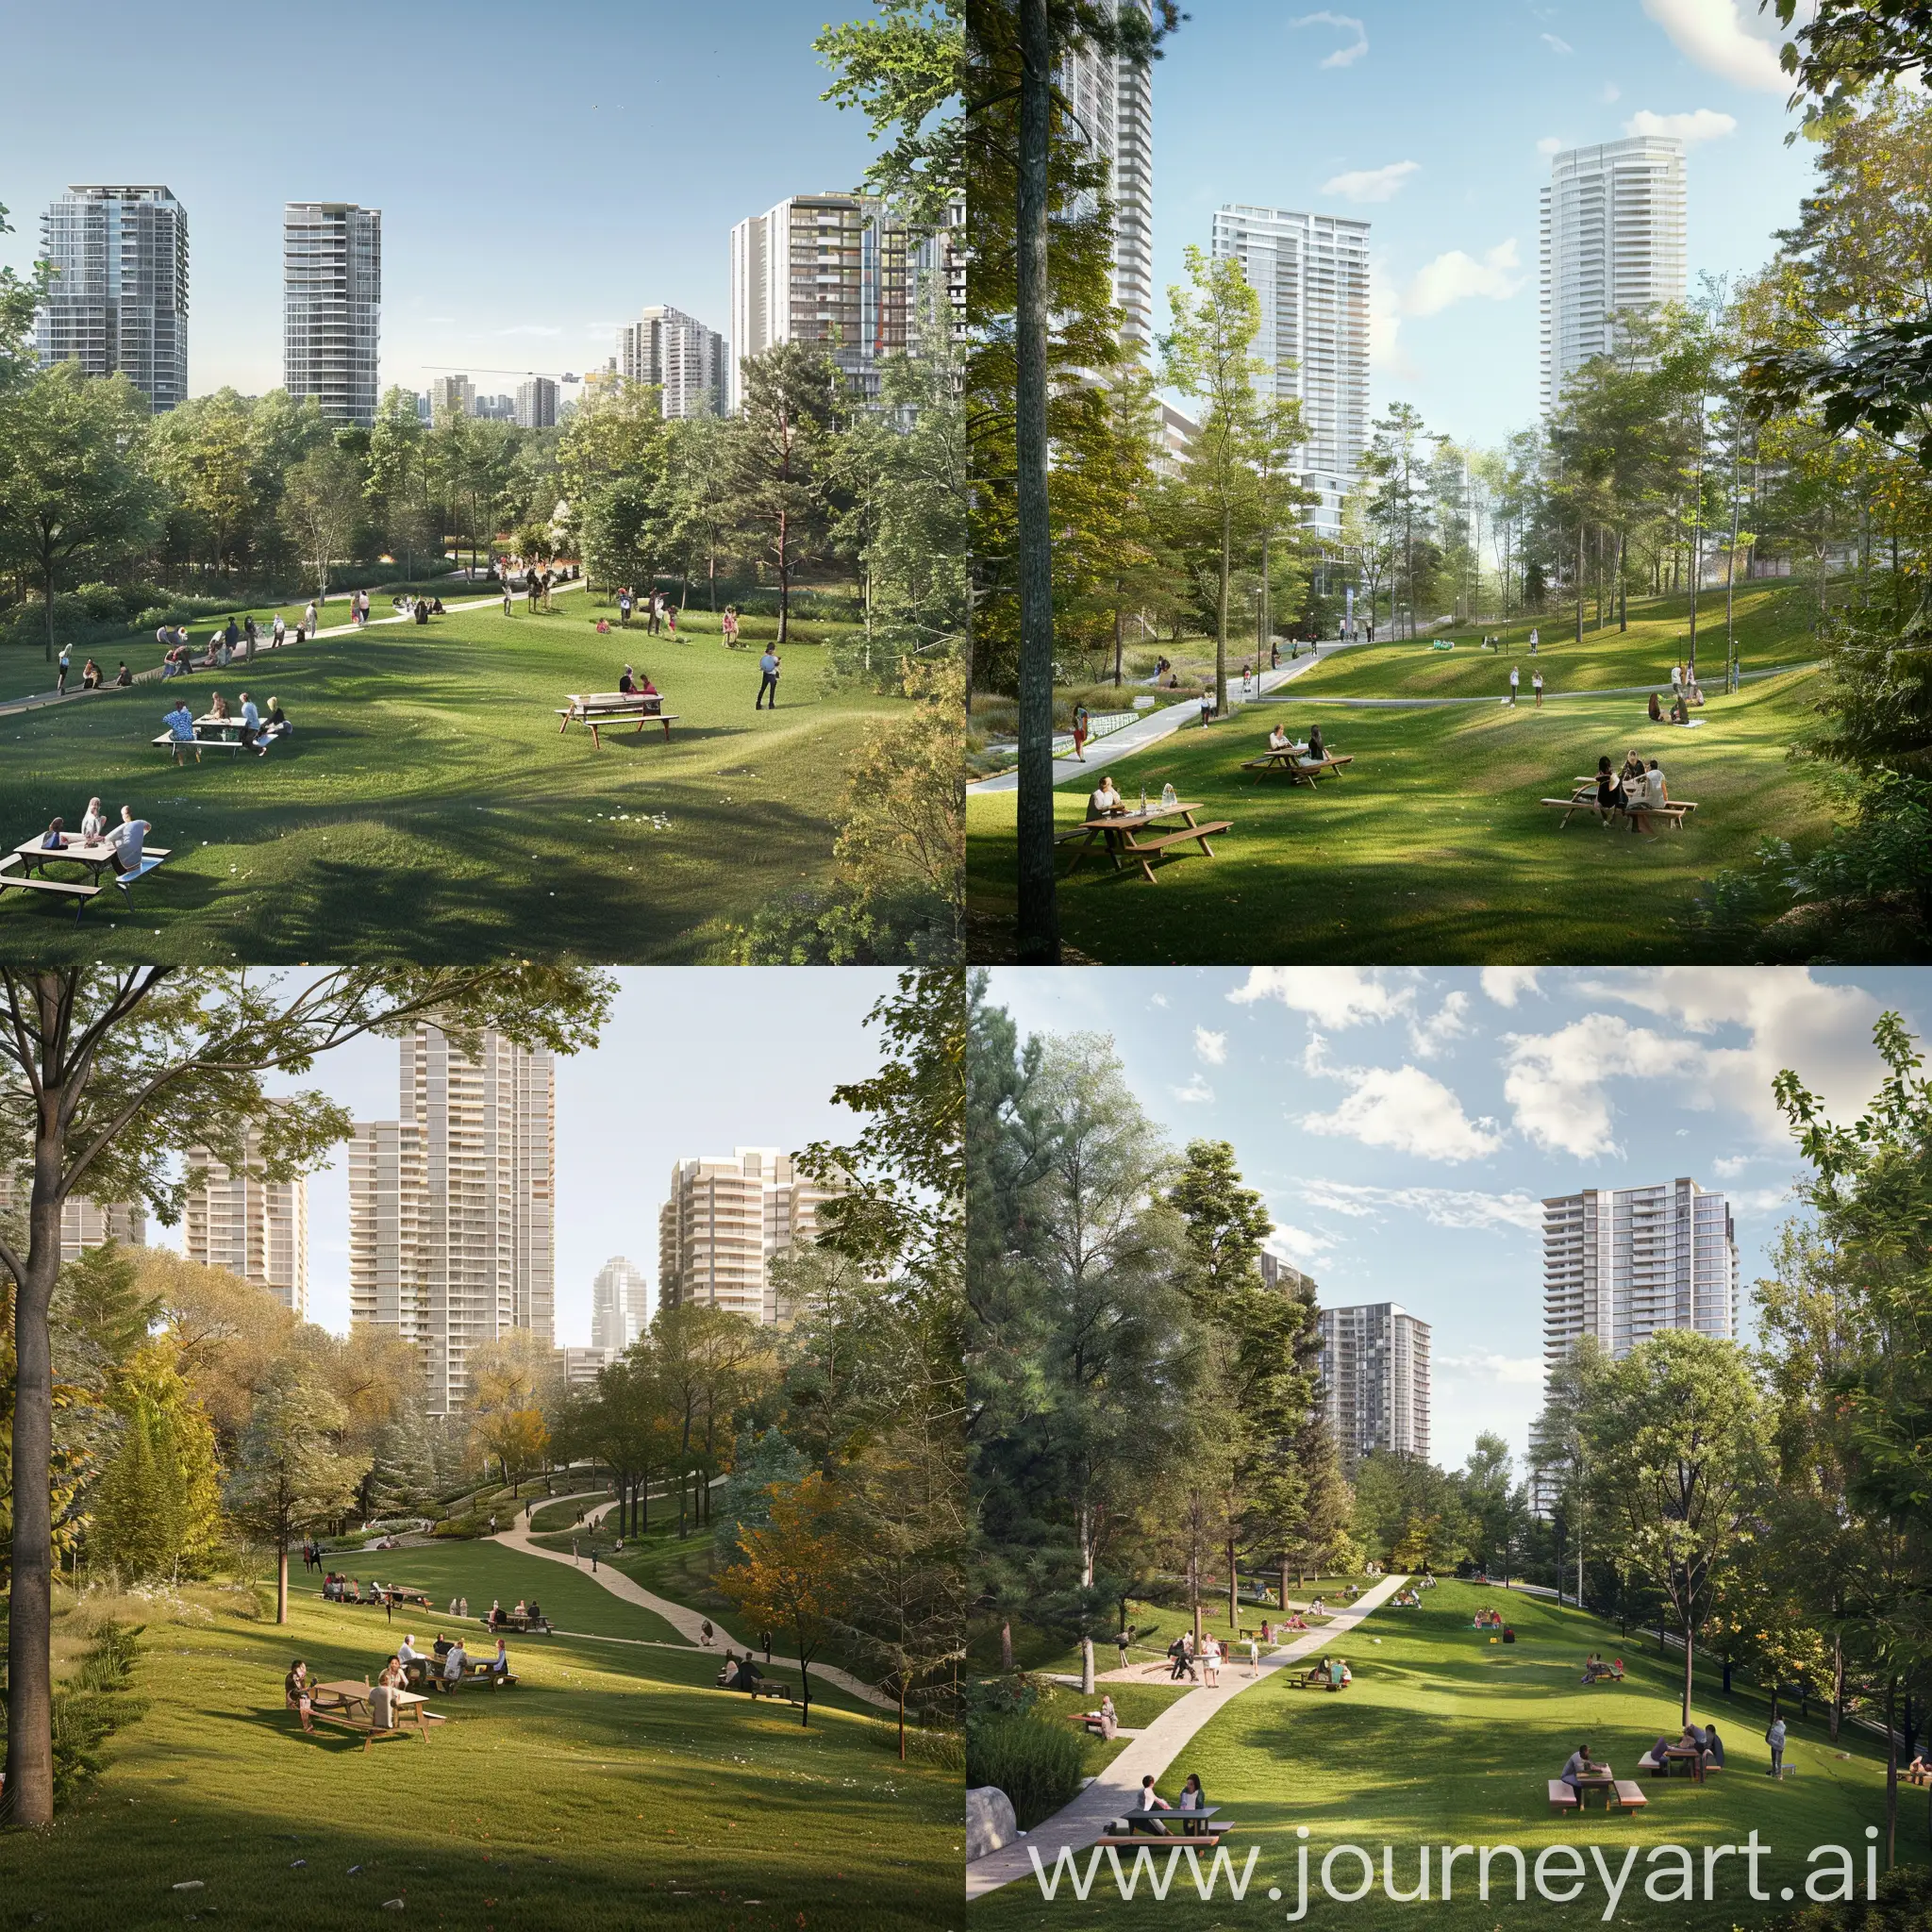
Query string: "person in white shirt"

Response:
xmin=442 ymin=1640 xmax=467 ymax=1686
xmin=80 ymin=797 xmax=108 ymax=841
xmin=107 ymin=807 xmax=150 ymax=876
xmin=272 ymin=613 xmax=287 ymax=648
xmin=1645 ymin=760 xmax=1668 ymax=807
xmin=1507 ymin=665 xmax=1520 ymax=705
xmin=238 ymin=691 xmax=269 ymax=757
xmin=1090 ymin=775 xmax=1125 ymax=818
xmin=397 ymin=1634 xmax=421 ymax=1665
xmin=1268 ymin=724 xmax=1292 ymax=752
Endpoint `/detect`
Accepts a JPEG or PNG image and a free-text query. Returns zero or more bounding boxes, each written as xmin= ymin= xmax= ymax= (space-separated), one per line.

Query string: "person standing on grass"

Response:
xmin=1766 ymin=1715 xmax=1786 ymax=1777
xmin=1508 ymin=664 xmax=1520 ymax=706
xmin=722 ymin=606 xmax=740 ymax=648
xmin=1532 ymin=669 xmax=1544 ymax=708
xmin=56 ymin=645 xmax=71 ymax=695
xmin=1528 ymin=627 xmax=1539 ymax=653
xmin=286 ymin=1660 xmax=316 ymax=1734
xmin=756 ymin=646 xmax=781 ymax=710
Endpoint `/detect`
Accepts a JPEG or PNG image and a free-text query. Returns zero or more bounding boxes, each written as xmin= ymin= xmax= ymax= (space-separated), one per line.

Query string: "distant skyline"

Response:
xmin=979 ymin=967 xmax=1932 ymax=1474
xmin=149 ymin=968 xmax=891 ymax=1349
xmin=0 ymin=0 xmax=878 ymax=402
xmin=1151 ymin=0 xmax=1819 ymax=447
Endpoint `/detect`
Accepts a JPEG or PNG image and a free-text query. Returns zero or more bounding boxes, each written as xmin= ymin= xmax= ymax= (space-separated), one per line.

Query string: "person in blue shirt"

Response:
xmin=165 ymin=698 xmax=200 ymax=765
xmin=757 ymin=648 xmax=781 ymax=710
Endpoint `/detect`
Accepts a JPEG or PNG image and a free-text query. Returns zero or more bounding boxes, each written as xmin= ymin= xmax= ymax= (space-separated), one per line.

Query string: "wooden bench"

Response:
xmin=1130 ymin=822 xmax=1232 ymax=871
xmin=557 ymin=694 xmax=678 ymax=748
xmin=0 ymin=862 xmax=101 ymax=924
xmin=308 ymin=1707 xmax=421 ymax=1752
xmin=1547 ymin=1779 xmax=1580 ymax=1812
xmin=1292 ymin=1667 xmax=1348 ymax=1690
xmin=1097 ymin=1824 xmax=1235 ymax=1849
xmin=1541 ymin=795 xmax=1698 ymax=832
xmin=1241 ymin=752 xmax=1355 ymax=785
xmin=1610 ymin=1779 xmax=1649 ymax=1812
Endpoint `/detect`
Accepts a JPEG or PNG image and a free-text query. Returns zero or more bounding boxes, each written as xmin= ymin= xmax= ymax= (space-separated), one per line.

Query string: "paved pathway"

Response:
xmin=496 ymin=1499 xmax=894 ymax=1711
xmin=964 ymin=1574 xmax=1410 ymax=1900
xmin=967 ymin=639 xmax=1370 ymax=795
xmin=0 ymin=577 xmax=586 ymax=722
xmin=1260 ymin=659 xmax=1816 ymax=709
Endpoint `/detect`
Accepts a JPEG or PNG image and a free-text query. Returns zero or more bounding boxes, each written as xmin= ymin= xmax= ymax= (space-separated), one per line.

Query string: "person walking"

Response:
xmin=503 ymin=573 xmax=515 ymax=617
xmin=756 ymin=646 xmax=781 ymax=710
xmin=1532 ymin=669 xmax=1544 ymax=708
xmin=591 ymin=1546 xmax=599 ymax=1574
xmin=572 ymin=1537 xmax=579 ymax=1565
xmin=1766 ymin=1715 xmax=1786 ymax=1778
xmin=1508 ymin=664 xmax=1520 ymax=707
xmin=722 ymin=606 xmax=740 ymax=649
xmin=1071 ymin=704 xmax=1090 ymax=761
xmin=1528 ymin=626 xmax=1539 ymax=653
xmin=56 ymin=645 xmax=71 ymax=695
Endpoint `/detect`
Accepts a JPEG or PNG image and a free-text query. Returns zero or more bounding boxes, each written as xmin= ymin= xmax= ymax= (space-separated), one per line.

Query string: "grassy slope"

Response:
xmin=0 ymin=598 xmax=899 ymax=961
xmin=1 ymin=1551 xmax=953 ymax=1932
xmin=975 ymin=1582 xmax=1915 ymax=1932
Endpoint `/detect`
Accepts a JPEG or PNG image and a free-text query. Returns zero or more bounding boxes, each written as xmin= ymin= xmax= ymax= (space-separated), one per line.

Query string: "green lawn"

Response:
xmin=974 ymin=1582 xmax=1915 ymax=1931
xmin=0 ymin=593 xmax=902 ymax=960
xmin=965 ymin=582 xmax=1853 ymax=963
xmin=0 ymin=1546 xmax=955 ymax=1932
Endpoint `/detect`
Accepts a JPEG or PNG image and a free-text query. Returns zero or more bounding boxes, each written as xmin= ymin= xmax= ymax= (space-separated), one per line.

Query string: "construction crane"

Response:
xmin=421 ymin=364 xmax=582 ymax=382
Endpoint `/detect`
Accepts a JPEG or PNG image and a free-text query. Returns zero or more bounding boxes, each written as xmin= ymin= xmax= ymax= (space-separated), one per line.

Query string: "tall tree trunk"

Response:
xmin=277 ymin=1532 xmax=291 ymax=1624
xmin=1216 ymin=506 xmax=1230 ymax=720
xmin=1012 ymin=0 xmax=1058 ymax=964
xmin=1574 ymin=522 xmax=1585 ymax=644
xmin=1831 ymin=1637 xmax=1843 ymax=1742
xmin=1000 ymin=1618 xmax=1014 ymax=1673
xmin=1226 ymin=1533 xmax=1239 ymax=1631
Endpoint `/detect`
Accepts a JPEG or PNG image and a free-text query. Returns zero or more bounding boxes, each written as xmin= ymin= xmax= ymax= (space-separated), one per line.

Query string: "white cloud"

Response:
xmin=1640 ymin=0 xmax=1790 ymax=93
xmin=1173 ymin=1074 xmax=1215 ymax=1105
xmin=1601 ymin=81 xmax=1623 ymax=103
xmin=1292 ymin=9 xmax=1369 ymax=68
xmin=1541 ymin=32 xmax=1574 ymax=54
xmin=1624 ymin=107 xmax=1739 ymax=143
xmin=1229 ymin=967 xmax=1413 ymax=1028
xmin=1405 ymin=239 xmax=1526 ymax=317
xmin=1150 ymin=993 xmax=1170 ymax=1008
xmin=498 ymin=325 xmax=564 ymax=338
xmin=1321 ymin=159 xmax=1420 ymax=204
xmin=1438 ymin=1350 xmax=1546 ymax=1387
xmin=1502 ymin=1014 xmax=1685 ymax=1158
xmin=1537 ymin=135 xmax=1565 ymax=156
xmin=1408 ymin=991 xmax=1472 ymax=1059
xmin=1481 ymin=967 xmax=1542 ymax=1008
xmin=1299 ymin=1179 xmax=1543 ymax=1231
xmin=1194 ymin=1026 xmax=1228 ymax=1065
xmin=1305 ymin=1064 xmax=1505 ymax=1163
xmin=1368 ymin=254 xmax=1416 ymax=379
xmin=1267 ymin=1224 xmax=1338 ymax=1267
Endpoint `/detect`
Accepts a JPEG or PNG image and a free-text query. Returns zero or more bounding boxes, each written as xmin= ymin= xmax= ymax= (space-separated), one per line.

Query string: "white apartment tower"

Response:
xmin=428 ymin=374 xmax=475 ymax=423
xmin=514 ymin=376 xmax=558 ymax=429
xmin=1210 ymin=206 xmax=1371 ymax=539
xmin=728 ymin=193 xmax=919 ymax=408
xmin=1541 ymin=1179 xmax=1737 ymax=1374
xmin=1314 ymin=1302 xmax=1431 ymax=1468
xmin=35 ymin=186 xmax=189 ymax=411
xmin=284 ymin=202 xmax=382 ymax=426
xmin=183 ymin=1126 xmax=308 ymax=1315
xmin=658 ymin=1147 xmax=840 ymax=1325
xmin=591 ymin=1254 xmax=649 ymax=1353
xmin=617 ymin=306 xmax=729 ymax=419
xmin=1540 ymin=138 xmax=1686 ymax=412
xmin=1059 ymin=0 xmax=1155 ymax=357
xmin=348 ymin=1025 xmax=556 ymax=1415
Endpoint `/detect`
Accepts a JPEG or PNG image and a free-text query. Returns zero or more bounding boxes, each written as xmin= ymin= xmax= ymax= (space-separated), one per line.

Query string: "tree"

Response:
xmin=281 ymin=441 xmax=366 ymax=596
xmin=0 ymin=203 xmax=49 ymax=393
xmin=719 ymin=1470 xmax=849 ymax=1726
xmin=661 ymin=408 xmax=736 ymax=610
xmin=727 ymin=343 xmax=842 ymax=644
xmin=366 ymin=387 xmax=431 ymax=575
xmin=0 ymin=365 xmax=161 ymax=660
xmin=480 ymin=1407 xmax=549 ymax=1498
xmin=1587 ymin=1330 xmax=1766 ymax=1727
xmin=0 ymin=965 xmax=609 ymax=1831
xmin=714 ymin=1426 xmax=810 ymax=1563
xmin=1459 ymin=1434 xmax=1526 ymax=1581
xmin=89 ymin=1342 xmax=222 ymax=1580
xmin=225 ymin=1363 xmax=362 ymax=1624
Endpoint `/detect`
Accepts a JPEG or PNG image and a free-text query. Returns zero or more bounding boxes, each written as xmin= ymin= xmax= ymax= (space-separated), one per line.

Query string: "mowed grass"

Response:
xmin=0 ymin=1548 xmax=954 ymax=1932
xmin=0 ymin=593 xmax=901 ymax=961
xmin=967 ymin=668 xmax=1827 ymax=963
xmin=974 ymin=1581 xmax=1913 ymax=1932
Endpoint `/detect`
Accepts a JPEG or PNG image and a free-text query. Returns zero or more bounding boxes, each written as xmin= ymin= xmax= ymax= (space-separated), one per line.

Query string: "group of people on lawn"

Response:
xmin=1561 ymin=1717 xmax=1811 ymax=1791
xmin=162 ymin=690 xmax=288 ymax=759
xmin=52 ymin=648 xmax=127 ymax=694
xmin=1592 ymin=752 xmax=1673 ymax=831
xmin=37 ymin=801 xmax=151 ymax=874
xmin=284 ymin=1633 xmax=513 ymax=1733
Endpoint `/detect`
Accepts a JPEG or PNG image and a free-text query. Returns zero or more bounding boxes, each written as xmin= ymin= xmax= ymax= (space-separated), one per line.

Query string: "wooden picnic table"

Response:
xmin=1058 ymin=802 xmax=1231 ymax=884
xmin=1662 ymin=1745 xmax=1706 ymax=1783
xmin=1241 ymin=745 xmax=1354 ymax=785
xmin=308 ymin=1679 xmax=439 ymax=1740
xmin=2 ymin=836 xmax=172 ymax=923
xmin=1571 ymin=1768 xmax=1616 ymax=1809
xmin=557 ymin=691 xmax=678 ymax=748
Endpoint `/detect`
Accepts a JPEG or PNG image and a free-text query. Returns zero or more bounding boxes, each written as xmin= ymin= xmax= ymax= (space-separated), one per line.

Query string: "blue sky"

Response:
xmin=151 ymin=968 xmax=891 ymax=1346
xmin=981 ymin=966 xmax=1932 ymax=1478
xmin=0 ymin=0 xmax=878 ymax=400
xmin=1151 ymin=0 xmax=1820 ymax=447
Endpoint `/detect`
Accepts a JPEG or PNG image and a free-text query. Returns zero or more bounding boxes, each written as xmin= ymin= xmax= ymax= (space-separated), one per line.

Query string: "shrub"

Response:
xmin=1762 ymin=1859 xmax=1932 ymax=1931
xmin=2 ymin=1620 xmax=153 ymax=1808
xmin=966 ymin=1713 xmax=1085 ymax=1828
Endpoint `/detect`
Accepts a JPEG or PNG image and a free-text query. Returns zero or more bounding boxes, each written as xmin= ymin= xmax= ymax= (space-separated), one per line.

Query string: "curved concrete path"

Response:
xmin=497 ymin=1499 xmax=894 ymax=1712
xmin=1259 ymin=659 xmax=1816 ymax=709
xmin=965 ymin=1573 xmax=1410 ymax=1901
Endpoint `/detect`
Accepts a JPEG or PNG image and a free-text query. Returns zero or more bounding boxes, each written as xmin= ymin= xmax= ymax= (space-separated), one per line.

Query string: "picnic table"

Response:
xmin=1241 ymin=745 xmax=1355 ymax=786
xmin=557 ymin=691 xmax=678 ymax=747
xmin=1102 ymin=1804 xmax=1232 ymax=1845
xmin=1542 ymin=779 xmax=1698 ymax=832
xmin=1570 ymin=1767 xmax=1617 ymax=1809
xmin=1 ymin=837 xmax=171 ymax=924
xmin=1057 ymin=801 xmax=1231 ymax=884
xmin=151 ymin=716 xmax=289 ymax=759
xmin=307 ymin=1679 xmax=441 ymax=1748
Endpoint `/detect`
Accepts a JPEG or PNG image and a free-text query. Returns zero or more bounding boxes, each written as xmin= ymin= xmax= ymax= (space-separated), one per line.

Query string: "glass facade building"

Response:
xmin=284 ymin=202 xmax=382 ymax=426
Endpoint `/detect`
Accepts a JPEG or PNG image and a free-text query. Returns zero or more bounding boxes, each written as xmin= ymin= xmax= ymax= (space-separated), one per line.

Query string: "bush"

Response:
xmin=966 ymin=1713 xmax=1085 ymax=1828
xmin=1763 ymin=1859 xmax=1932 ymax=1931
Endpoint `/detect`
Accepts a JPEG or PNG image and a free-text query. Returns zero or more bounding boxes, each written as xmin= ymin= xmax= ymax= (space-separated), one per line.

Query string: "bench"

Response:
xmin=0 ymin=863 xmax=101 ymax=924
xmin=1097 ymin=1824 xmax=1235 ymax=1848
xmin=308 ymin=1707 xmax=422 ymax=1752
xmin=1610 ymin=1780 xmax=1649 ymax=1812
xmin=557 ymin=694 xmax=678 ymax=748
xmin=1547 ymin=1779 xmax=1580 ymax=1812
xmin=1541 ymin=795 xmax=1698 ymax=832
xmin=1292 ymin=1668 xmax=1347 ymax=1690
xmin=1133 ymin=822 xmax=1232 ymax=859
xmin=1242 ymin=753 xmax=1355 ymax=784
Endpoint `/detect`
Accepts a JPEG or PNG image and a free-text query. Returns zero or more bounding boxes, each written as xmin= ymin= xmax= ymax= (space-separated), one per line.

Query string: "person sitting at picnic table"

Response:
xmin=371 ymin=1657 xmax=405 ymax=1729
xmin=1097 ymin=1692 xmax=1118 ymax=1740
xmin=441 ymin=1639 xmax=468 ymax=1687
xmin=1649 ymin=1732 xmax=1677 ymax=1770
xmin=397 ymin=1634 xmax=422 ymax=1666
xmin=1704 ymin=1723 xmax=1725 ymax=1769
xmin=431 ymin=1634 xmax=453 ymax=1660
xmin=1090 ymin=774 xmax=1126 ymax=818
xmin=1268 ymin=723 xmax=1293 ymax=752
xmin=164 ymin=697 xmax=198 ymax=762
xmin=78 ymin=797 xmax=108 ymax=841
xmin=286 ymin=1659 xmax=316 ymax=1735
xmin=1131 ymin=1775 xmax=1174 ymax=1835
xmin=489 ymin=1638 xmax=510 ymax=1678
xmin=1559 ymin=1742 xmax=1603 ymax=1790
xmin=489 ymin=1599 xmax=503 ymax=1628
xmin=40 ymin=817 xmax=68 ymax=850
xmin=208 ymin=691 xmax=231 ymax=721
xmin=1302 ymin=724 xmax=1327 ymax=766
xmin=1643 ymin=758 xmax=1668 ymax=809
xmin=1620 ymin=751 xmax=1646 ymax=791
xmin=512 ymin=1599 xmax=527 ymax=1624
xmin=1907 ymin=1750 xmax=1932 ymax=1787
xmin=81 ymin=658 xmax=101 ymax=691
xmin=239 ymin=692 xmax=267 ymax=755
xmin=619 ymin=665 xmax=640 ymax=692
xmin=1594 ymin=756 xmax=1626 ymax=813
